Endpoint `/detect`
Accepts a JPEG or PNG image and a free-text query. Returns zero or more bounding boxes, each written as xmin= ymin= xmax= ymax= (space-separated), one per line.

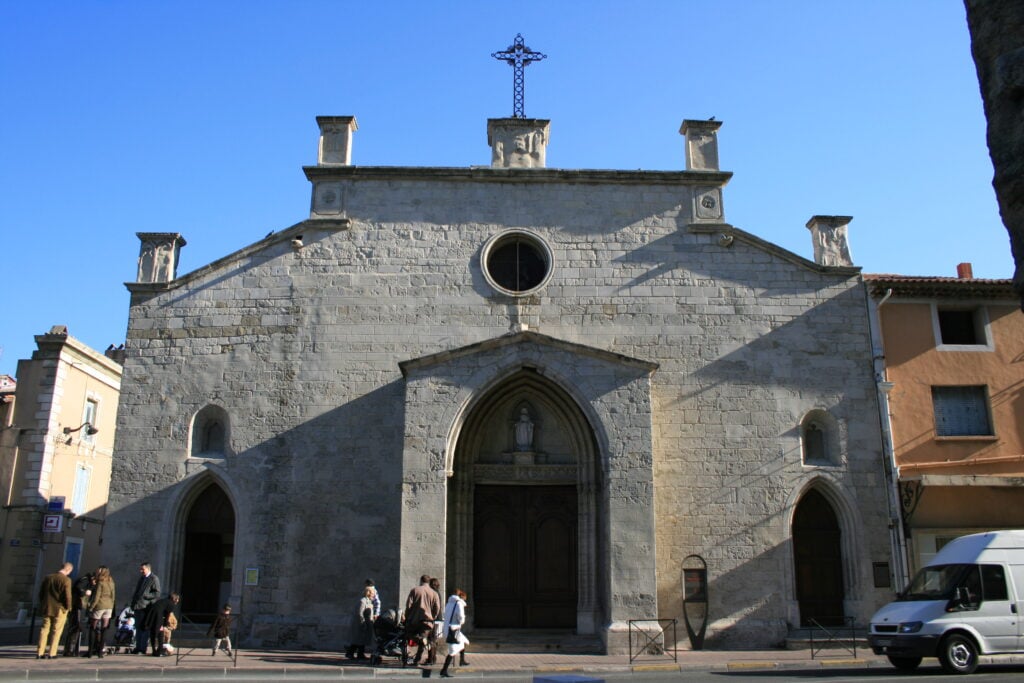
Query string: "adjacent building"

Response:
xmin=867 ymin=265 xmax=1024 ymax=575
xmin=105 ymin=115 xmax=894 ymax=651
xmin=0 ymin=327 xmax=122 ymax=615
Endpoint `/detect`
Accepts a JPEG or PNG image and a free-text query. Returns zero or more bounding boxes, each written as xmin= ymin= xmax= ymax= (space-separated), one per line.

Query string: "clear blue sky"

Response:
xmin=0 ymin=1 xmax=1010 ymax=377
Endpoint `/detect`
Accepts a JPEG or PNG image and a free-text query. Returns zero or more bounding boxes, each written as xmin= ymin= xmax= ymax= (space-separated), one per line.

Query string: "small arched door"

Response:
xmin=180 ymin=484 xmax=235 ymax=617
xmin=792 ymin=489 xmax=844 ymax=626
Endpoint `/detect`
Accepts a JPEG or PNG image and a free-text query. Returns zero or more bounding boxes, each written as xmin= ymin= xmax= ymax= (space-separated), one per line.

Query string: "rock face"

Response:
xmin=965 ymin=0 xmax=1024 ymax=308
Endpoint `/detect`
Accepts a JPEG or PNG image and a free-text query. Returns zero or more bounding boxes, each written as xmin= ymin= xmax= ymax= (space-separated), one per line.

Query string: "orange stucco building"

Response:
xmin=867 ymin=266 xmax=1024 ymax=575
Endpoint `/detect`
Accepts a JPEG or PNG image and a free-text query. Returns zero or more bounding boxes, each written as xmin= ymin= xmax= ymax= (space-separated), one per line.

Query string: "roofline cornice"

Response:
xmin=303 ymin=165 xmax=733 ymax=187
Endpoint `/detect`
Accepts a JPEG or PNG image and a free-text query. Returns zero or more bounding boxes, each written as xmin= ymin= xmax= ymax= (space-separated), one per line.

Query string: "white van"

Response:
xmin=869 ymin=530 xmax=1024 ymax=674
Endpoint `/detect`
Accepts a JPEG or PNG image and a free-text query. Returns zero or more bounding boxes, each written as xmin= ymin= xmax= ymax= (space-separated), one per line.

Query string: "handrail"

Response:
xmin=627 ymin=619 xmax=678 ymax=663
xmin=808 ymin=616 xmax=857 ymax=659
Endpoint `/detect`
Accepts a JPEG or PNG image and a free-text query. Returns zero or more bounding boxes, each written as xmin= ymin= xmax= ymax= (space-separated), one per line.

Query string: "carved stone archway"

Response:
xmin=446 ymin=368 xmax=601 ymax=633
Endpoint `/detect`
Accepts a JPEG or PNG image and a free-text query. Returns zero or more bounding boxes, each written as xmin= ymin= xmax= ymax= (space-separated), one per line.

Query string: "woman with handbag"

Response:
xmin=440 ymin=589 xmax=469 ymax=678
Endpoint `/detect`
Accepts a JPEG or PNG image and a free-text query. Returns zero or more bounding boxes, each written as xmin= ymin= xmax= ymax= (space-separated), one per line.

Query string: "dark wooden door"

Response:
xmin=792 ymin=489 xmax=845 ymax=626
xmin=473 ymin=485 xmax=577 ymax=628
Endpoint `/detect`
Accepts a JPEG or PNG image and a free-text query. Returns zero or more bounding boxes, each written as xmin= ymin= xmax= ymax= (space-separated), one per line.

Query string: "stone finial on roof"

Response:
xmin=136 ymin=233 xmax=187 ymax=283
xmin=806 ymin=216 xmax=853 ymax=267
xmin=680 ymin=119 xmax=723 ymax=171
xmin=317 ymin=116 xmax=358 ymax=166
xmin=487 ymin=118 xmax=550 ymax=168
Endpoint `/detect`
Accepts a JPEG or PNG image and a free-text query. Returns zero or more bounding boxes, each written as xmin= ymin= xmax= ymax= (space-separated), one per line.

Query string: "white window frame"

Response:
xmin=931 ymin=304 xmax=993 ymax=352
xmin=81 ymin=395 xmax=99 ymax=444
xmin=71 ymin=463 xmax=91 ymax=515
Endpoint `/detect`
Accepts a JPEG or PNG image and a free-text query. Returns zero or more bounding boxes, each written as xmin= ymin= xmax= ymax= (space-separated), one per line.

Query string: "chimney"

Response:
xmin=136 ymin=233 xmax=187 ymax=283
xmin=806 ymin=216 xmax=854 ymax=267
xmin=487 ymin=118 xmax=550 ymax=168
xmin=956 ymin=262 xmax=974 ymax=279
xmin=317 ymin=116 xmax=358 ymax=166
xmin=680 ymin=119 xmax=723 ymax=171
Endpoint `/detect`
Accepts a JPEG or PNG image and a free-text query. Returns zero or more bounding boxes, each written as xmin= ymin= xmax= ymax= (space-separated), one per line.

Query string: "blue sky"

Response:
xmin=0 ymin=1 xmax=1010 ymax=377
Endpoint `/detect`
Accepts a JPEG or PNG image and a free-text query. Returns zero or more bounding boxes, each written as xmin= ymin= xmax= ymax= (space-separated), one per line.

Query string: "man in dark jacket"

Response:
xmin=36 ymin=563 xmax=73 ymax=659
xmin=145 ymin=592 xmax=180 ymax=656
xmin=130 ymin=563 xmax=161 ymax=654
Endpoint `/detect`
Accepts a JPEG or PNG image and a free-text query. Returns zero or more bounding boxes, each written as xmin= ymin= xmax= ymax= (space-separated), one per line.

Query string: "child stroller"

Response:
xmin=110 ymin=606 xmax=136 ymax=654
xmin=369 ymin=609 xmax=410 ymax=667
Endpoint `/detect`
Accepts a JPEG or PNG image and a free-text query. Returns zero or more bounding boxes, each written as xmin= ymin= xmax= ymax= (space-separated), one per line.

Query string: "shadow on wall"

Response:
xmin=660 ymin=540 xmax=792 ymax=650
xmin=104 ymin=378 xmax=408 ymax=651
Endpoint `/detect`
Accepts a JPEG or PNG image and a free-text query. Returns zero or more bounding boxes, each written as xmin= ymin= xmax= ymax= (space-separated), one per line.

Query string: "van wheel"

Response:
xmin=939 ymin=633 xmax=979 ymax=675
xmin=887 ymin=655 xmax=922 ymax=671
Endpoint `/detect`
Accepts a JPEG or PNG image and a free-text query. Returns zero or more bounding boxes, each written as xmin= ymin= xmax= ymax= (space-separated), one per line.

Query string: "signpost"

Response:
xmin=681 ymin=554 xmax=709 ymax=650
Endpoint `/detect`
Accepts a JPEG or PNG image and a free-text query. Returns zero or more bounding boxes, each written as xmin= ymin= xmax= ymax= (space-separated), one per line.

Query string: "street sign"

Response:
xmin=42 ymin=514 xmax=63 ymax=533
xmin=47 ymin=497 xmax=65 ymax=512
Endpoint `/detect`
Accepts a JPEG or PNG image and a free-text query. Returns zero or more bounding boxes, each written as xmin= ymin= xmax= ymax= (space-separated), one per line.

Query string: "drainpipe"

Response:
xmin=867 ymin=287 xmax=911 ymax=591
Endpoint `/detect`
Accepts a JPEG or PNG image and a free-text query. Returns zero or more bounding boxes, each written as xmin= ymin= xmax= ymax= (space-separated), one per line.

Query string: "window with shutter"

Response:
xmin=931 ymin=386 xmax=993 ymax=436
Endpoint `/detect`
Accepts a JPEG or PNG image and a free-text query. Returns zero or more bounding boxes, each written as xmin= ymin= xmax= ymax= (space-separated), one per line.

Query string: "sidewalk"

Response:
xmin=0 ymin=643 xmax=890 ymax=680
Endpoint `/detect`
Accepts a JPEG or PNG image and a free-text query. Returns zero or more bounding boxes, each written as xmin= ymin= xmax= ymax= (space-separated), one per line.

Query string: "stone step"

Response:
xmin=466 ymin=629 xmax=602 ymax=654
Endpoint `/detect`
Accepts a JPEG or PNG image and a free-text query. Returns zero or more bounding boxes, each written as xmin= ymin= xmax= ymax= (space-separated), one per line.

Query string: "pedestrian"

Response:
xmin=144 ymin=592 xmax=180 ymax=656
xmin=62 ymin=570 xmax=93 ymax=657
xmin=346 ymin=586 xmax=376 ymax=660
xmin=35 ymin=563 xmax=73 ymax=660
xmin=86 ymin=566 xmax=116 ymax=658
xmin=366 ymin=578 xmax=381 ymax=618
xmin=207 ymin=604 xmax=233 ymax=657
xmin=405 ymin=574 xmax=441 ymax=666
xmin=425 ymin=577 xmax=443 ymax=665
xmin=440 ymin=589 xmax=469 ymax=678
xmin=129 ymin=563 xmax=161 ymax=654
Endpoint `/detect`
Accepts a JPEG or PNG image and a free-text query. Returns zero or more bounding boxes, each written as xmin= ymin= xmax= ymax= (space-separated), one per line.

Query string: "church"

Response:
xmin=105 ymin=110 xmax=894 ymax=652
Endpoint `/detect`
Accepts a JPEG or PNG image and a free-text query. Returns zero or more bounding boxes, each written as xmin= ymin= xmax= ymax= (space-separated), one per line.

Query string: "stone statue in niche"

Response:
xmin=514 ymin=408 xmax=535 ymax=451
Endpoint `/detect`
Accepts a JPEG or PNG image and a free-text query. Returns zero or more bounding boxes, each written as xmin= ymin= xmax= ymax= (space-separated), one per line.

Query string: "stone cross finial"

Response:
xmin=806 ymin=216 xmax=854 ymax=267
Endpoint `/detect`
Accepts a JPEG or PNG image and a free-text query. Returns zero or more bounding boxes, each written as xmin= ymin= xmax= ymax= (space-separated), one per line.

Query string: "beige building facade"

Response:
xmin=0 ymin=327 xmax=122 ymax=616
xmin=867 ymin=267 xmax=1024 ymax=577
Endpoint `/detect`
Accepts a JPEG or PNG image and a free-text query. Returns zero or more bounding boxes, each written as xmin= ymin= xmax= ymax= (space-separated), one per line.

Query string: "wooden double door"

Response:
xmin=473 ymin=485 xmax=577 ymax=628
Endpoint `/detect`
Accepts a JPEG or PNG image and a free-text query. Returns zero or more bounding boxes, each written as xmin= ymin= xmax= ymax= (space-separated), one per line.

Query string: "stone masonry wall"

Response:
xmin=106 ymin=172 xmax=891 ymax=649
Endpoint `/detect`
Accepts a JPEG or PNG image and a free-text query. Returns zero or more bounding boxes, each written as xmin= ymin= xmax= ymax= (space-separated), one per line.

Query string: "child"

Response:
xmin=207 ymin=604 xmax=233 ymax=656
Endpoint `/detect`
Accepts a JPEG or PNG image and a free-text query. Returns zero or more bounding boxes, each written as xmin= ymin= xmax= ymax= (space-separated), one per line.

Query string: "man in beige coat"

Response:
xmin=36 ymin=563 xmax=73 ymax=659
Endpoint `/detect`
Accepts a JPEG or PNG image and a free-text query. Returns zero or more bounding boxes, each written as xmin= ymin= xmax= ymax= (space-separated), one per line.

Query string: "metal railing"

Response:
xmin=627 ymin=619 xmax=677 ymax=663
xmin=808 ymin=616 xmax=857 ymax=659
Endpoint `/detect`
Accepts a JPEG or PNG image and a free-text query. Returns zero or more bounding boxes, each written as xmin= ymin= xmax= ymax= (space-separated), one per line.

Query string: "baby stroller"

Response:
xmin=369 ymin=609 xmax=410 ymax=667
xmin=110 ymin=606 xmax=136 ymax=654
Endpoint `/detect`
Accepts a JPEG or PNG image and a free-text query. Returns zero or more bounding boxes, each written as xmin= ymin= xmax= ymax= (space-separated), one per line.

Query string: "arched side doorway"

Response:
xmin=179 ymin=482 xmax=236 ymax=617
xmin=792 ymin=488 xmax=845 ymax=626
xmin=447 ymin=368 xmax=600 ymax=633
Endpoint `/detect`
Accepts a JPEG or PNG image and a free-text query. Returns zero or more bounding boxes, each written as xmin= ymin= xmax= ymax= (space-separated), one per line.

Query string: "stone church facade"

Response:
xmin=105 ymin=115 xmax=894 ymax=651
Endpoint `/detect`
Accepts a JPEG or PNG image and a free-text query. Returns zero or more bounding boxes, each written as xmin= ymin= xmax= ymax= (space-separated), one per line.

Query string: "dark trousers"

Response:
xmin=133 ymin=608 xmax=149 ymax=653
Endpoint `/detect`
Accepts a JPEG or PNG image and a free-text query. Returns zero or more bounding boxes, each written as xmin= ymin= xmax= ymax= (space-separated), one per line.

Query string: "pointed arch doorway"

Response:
xmin=180 ymin=482 xmax=235 ymax=617
xmin=792 ymin=488 xmax=845 ymax=626
xmin=447 ymin=368 xmax=601 ymax=632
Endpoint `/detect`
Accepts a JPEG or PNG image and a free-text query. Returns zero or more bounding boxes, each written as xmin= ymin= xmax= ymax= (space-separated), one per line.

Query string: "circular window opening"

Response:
xmin=483 ymin=231 xmax=552 ymax=295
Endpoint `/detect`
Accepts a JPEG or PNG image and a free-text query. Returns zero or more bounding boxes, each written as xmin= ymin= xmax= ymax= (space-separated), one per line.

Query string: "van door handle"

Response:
xmin=1012 ymin=604 xmax=1018 ymax=614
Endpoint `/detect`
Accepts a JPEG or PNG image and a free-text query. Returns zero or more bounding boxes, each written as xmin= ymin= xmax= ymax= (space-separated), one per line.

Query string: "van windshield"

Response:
xmin=900 ymin=564 xmax=971 ymax=601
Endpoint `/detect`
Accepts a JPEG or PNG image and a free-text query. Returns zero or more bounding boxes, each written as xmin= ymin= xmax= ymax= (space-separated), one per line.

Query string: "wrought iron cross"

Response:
xmin=491 ymin=34 xmax=547 ymax=119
